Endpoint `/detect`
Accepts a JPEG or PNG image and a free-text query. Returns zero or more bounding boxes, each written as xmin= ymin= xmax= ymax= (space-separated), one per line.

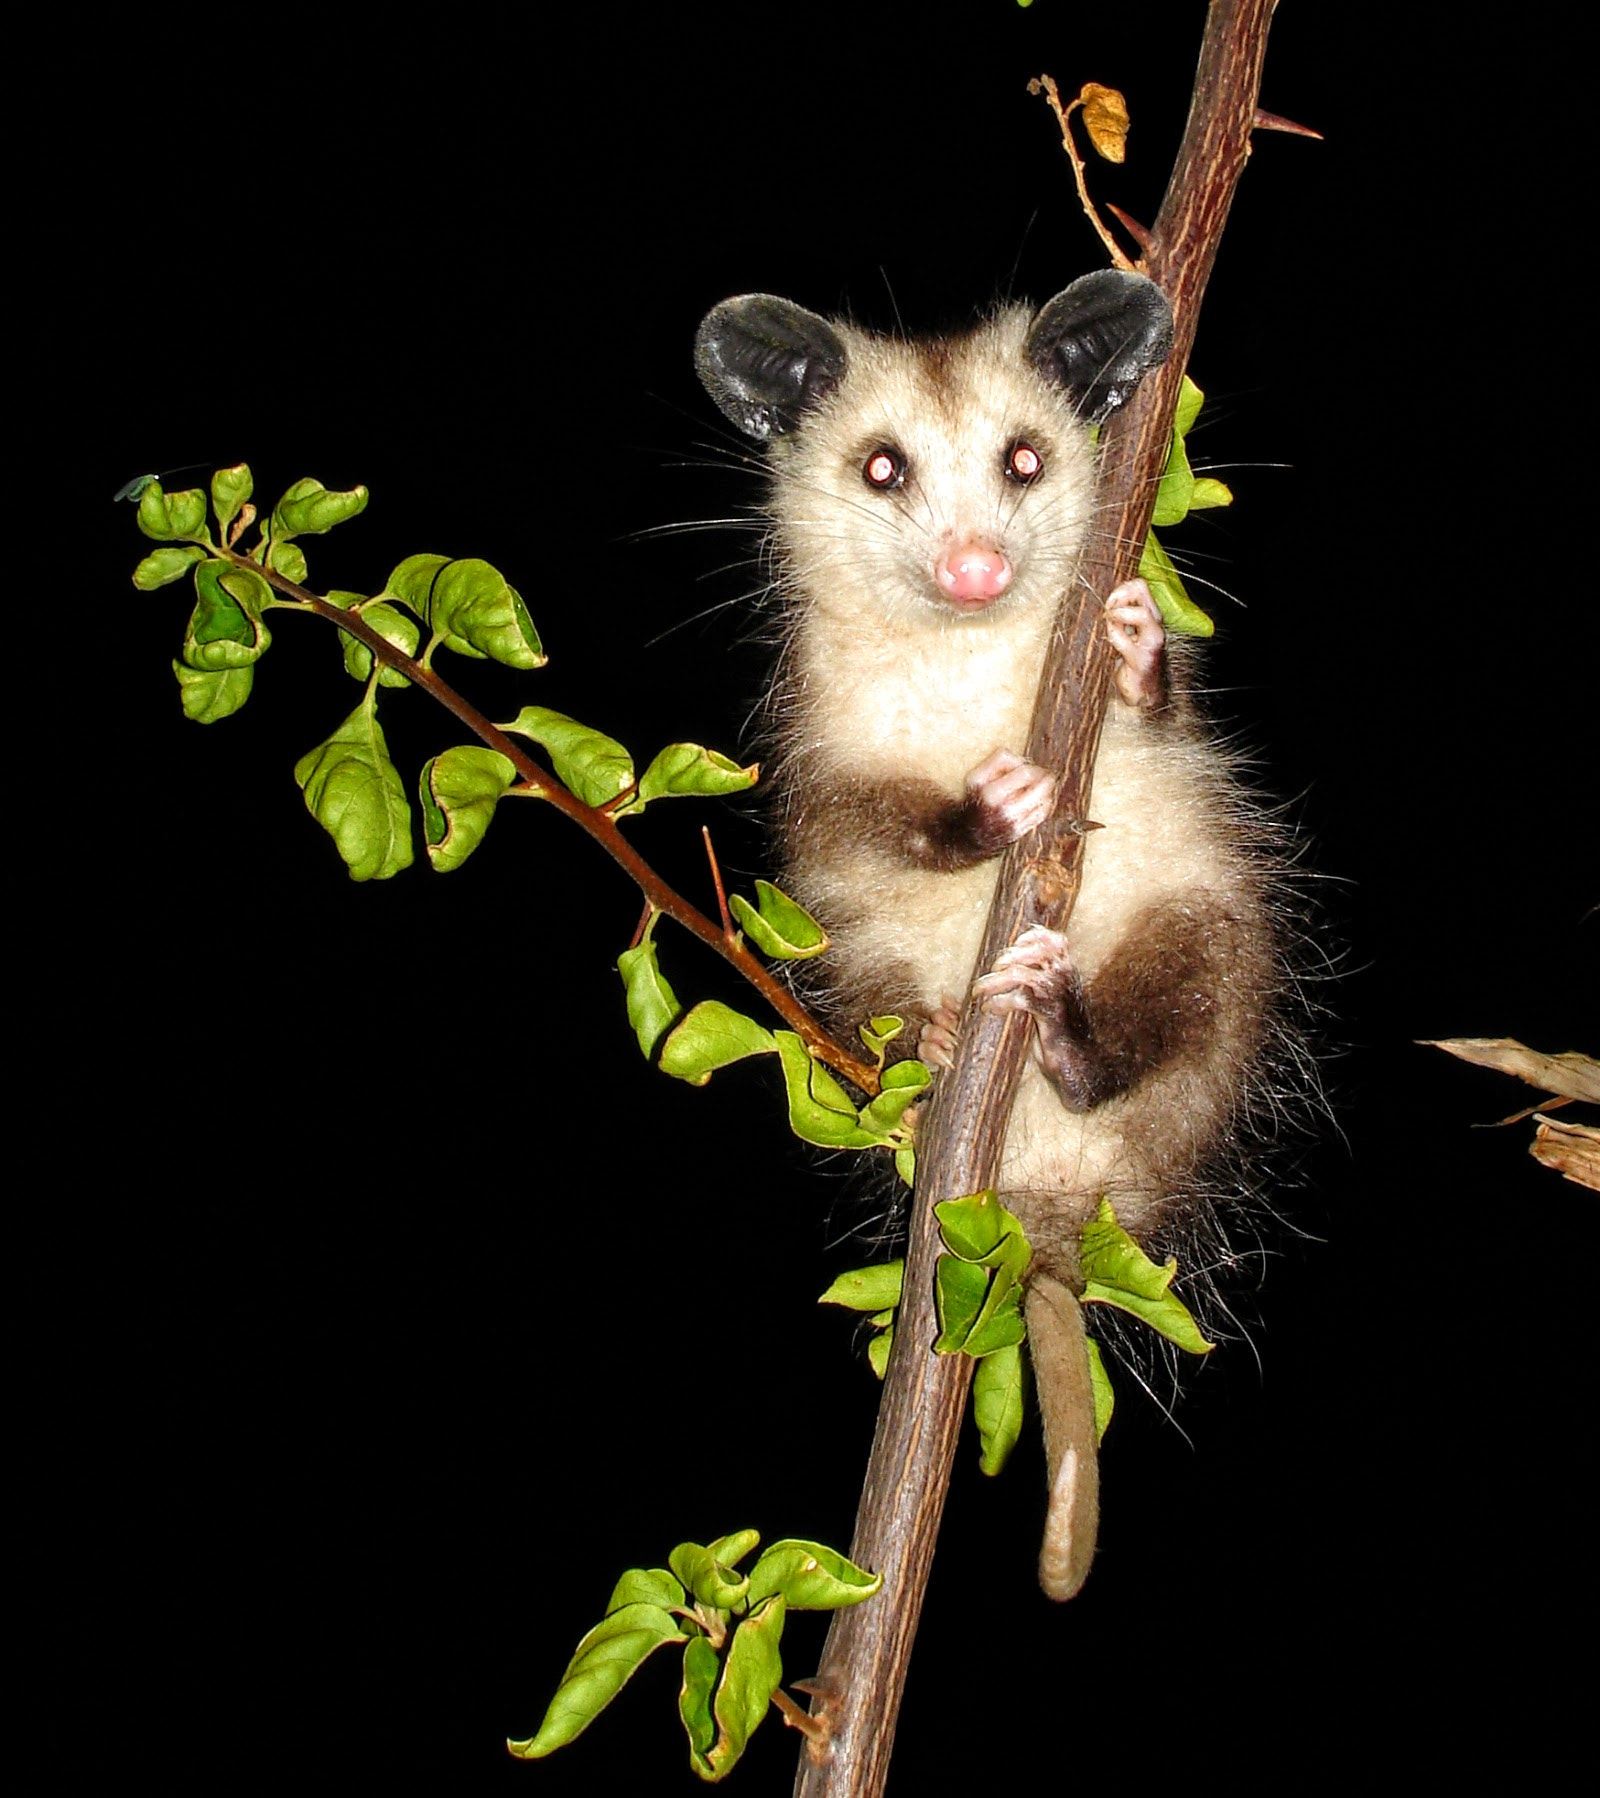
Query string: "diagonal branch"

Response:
xmin=225 ymin=545 xmax=881 ymax=1093
xmin=793 ymin=5 xmax=1283 ymax=1793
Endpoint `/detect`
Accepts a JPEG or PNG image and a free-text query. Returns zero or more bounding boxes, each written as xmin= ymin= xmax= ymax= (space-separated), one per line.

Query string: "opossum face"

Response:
xmin=771 ymin=313 xmax=1098 ymax=629
xmin=694 ymin=273 xmax=1173 ymax=633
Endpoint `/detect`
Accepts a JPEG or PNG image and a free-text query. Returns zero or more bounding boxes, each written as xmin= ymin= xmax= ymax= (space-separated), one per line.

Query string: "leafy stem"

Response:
xmin=215 ymin=541 xmax=881 ymax=1095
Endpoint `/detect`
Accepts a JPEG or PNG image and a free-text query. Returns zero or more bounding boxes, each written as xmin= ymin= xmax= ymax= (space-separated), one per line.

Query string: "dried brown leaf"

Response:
xmin=1080 ymin=83 xmax=1130 ymax=163
xmin=1530 ymin=1115 xmax=1600 ymax=1191
xmin=1421 ymin=1038 xmax=1600 ymax=1105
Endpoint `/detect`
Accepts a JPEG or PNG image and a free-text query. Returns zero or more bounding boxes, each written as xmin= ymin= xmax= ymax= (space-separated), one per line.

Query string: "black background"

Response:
xmin=35 ymin=4 xmax=1594 ymax=1790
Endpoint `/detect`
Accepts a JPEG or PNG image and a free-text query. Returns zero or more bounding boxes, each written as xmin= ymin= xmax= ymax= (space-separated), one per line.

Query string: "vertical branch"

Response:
xmin=792 ymin=5 xmax=1280 ymax=1794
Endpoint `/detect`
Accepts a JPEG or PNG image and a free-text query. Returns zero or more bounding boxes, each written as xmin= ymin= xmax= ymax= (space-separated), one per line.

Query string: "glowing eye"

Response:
xmin=1005 ymin=441 xmax=1043 ymax=485
xmin=863 ymin=447 xmax=906 ymax=491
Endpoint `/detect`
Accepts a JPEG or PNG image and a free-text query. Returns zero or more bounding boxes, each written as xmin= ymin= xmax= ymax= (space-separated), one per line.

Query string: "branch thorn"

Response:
xmin=1252 ymin=106 xmax=1323 ymax=139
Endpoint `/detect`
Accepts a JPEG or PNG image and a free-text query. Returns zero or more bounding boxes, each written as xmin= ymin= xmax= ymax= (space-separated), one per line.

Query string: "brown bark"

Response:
xmin=792 ymin=5 xmax=1281 ymax=1793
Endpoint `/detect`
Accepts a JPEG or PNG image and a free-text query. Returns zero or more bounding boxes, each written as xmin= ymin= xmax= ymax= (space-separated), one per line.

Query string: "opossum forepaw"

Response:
xmin=1104 ymin=578 xmax=1168 ymax=710
xmin=964 ymin=748 xmax=1058 ymax=846
xmin=972 ymin=925 xmax=1074 ymax=1016
xmin=917 ymin=995 xmax=964 ymax=1070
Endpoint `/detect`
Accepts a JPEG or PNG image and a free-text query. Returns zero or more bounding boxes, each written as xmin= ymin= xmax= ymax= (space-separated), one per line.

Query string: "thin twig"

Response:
xmin=702 ymin=826 xmax=734 ymax=937
xmin=1028 ymin=73 xmax=1137 ymax=271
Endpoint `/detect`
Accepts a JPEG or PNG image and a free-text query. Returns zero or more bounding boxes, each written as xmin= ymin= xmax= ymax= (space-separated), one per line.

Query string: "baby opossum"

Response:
xmin=695 ymin=273 xmax=1287 ymax=1596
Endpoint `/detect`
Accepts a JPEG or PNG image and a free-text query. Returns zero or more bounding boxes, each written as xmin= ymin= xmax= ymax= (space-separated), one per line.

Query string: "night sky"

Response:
xmin=37 ymin=4 xmax=1593 ymax=1790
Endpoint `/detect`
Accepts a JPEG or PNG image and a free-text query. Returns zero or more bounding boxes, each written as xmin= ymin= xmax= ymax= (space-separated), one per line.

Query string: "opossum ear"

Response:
xmin=1025 ymin=272 xmax=1174 ymax=423
xmin=695 ymin=295 xmax=848 ymax=440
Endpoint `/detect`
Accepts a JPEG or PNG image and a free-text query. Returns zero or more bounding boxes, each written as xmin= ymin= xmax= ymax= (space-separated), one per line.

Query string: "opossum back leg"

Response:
xmin=975 ymin=897 xmax=1264 ymax=1115
xmin=917 ymin=993 xmax=965 ymax=1071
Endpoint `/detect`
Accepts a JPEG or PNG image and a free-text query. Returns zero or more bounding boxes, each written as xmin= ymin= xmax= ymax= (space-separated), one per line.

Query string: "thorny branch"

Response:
xmin=793 ymin=4 xmax=1289 ymax=1794
xmin=221 ymin=544 xmax=882 ymax=1096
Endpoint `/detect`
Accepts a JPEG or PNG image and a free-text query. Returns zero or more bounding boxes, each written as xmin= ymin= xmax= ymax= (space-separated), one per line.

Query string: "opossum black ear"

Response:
xmin=695 ymin=295 xmax=848 ymax=440
xmin=1025 ymin=272 xmax=1174 ymax=423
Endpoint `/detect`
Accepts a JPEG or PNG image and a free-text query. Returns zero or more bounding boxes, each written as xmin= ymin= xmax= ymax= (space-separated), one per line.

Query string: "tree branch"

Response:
xmin=793 ymin=5 xmax=1281 ymax=1791
xmin=226 ymin=546 xmax=881 ymax=1095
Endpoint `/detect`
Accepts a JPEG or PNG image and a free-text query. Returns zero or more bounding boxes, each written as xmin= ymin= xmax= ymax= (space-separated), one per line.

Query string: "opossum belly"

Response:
xmin=841 ymin=854 xmax=1002 ymax=1022
xmin=998 ymin=1065 xmax=1160 ymax=1245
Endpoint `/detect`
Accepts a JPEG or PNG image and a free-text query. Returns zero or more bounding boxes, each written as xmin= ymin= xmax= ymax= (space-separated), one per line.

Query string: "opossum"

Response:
xmin=695 ymin=272 xmax=1288 ymax=1598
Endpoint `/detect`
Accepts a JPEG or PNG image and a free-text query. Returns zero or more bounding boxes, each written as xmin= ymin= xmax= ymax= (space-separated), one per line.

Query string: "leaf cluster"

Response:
xmin=1137 ymin=375 xmax=1234 ymax=637
xmin=509 ymin=1529 xmax=880 ymax=1781
xmin=821 ymin=1194 xmax=1213 ymax=1480
xmin=132 ymin=465 xmax=759 ymax=884
xmin=624 ymin=915 xmax=925 ymax=1170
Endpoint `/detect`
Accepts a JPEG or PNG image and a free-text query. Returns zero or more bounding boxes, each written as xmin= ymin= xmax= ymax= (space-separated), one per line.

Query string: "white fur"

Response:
xmin=758 ymin=304 xmax=1272 ymax=1250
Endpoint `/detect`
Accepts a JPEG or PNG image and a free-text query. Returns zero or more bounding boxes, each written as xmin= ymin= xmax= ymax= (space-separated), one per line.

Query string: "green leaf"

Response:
xmin=706 ymin=1529 xmax=761 ymax=1570
xmin=338 ymin=599 xmax=420 ymax=688
xmin=618 ymin=913 xmax=682 ymax=1058
xmin=182 ymin=560 xmax=272 ymax=670
xmin=507 ymin=1601 xmax=687 ymax=1759
xmin=659 ymin=1003 xmax=776 ymax=1086
xmin=210 ymin=463 xmax=252 ymax=534
xmin=270 ymin=476 xmax=368 ymax=539
xmin=1085 ymin=1337 xmax=1115 ymax=1444
xmin=1138 ymin=528 xmax=1215 ymax=639
xmin=136 ymin=481 xmax=209 ymax=543
xmin=1150 ymin=376 xmax=1230 ymax=527
xmin=817 ymin=1261 xmax=904 ymax=1312
xmin=974 ymin=1341 xmax=1026 ymax=1476
xmin=935 ymin=1190 xmax=1009 ymax=1261
xmin=866 ymin=1324 xmax=894 ymax=1379
xmin=293 ymin=699 xmax=414 ymax=882
xmin=744 ymin=1541 xmax=882 ymax=1611
xmin=636 ymin=742 xmax=759 ymax=804
xmin=1189 ymin=476 xmax=1233 ymax=511
xmin=933 ymin=1189 xmax=1030 ymax=1356
xmin=1150 ymin=443 xmax=1195 ymax=529
xmin=857 ymin=1058 xmax=928 ymax=1135
xmin=680 ymin=1633 xmax=719 ymax=1767
xmin=859 ymin=1015 xmax=904 ymax=1063
xmin=894 ymin=1147 xmax=915 ymax=1188
xmin=383 ymin=552 xmax=451 ymax=616
xmin=728 ymin=880 xmax=828 ymax=960
xmin=500 ymin=705 xmax=634 ymax=806
xmin=172 ymin=660 xmax=253 ymax=723
xmin=267 ymin=538 xmax=308 ymax=583
xmin=1079 ymin=1198 xmax=1214 ymax=1354
xmin=933 ymin=1255 xmax=989 ymax=1353
xmin=419 ymin=746 xmax=516 ymax=873
xmin=132 ymin=544 xmax=205 ymax=590
xmin=1173 ymin=373 xmax=1204 ymax=440
xmin=426 ymin=558 xmax=546 ymax=669
xmin=962 ymin=1282 xmax=1026 ymax=1358
xmin=774 ymin=1031 xmax=881 ymax=1149
xmin=669 ymin=1541 xmax=750 ymax=1611
xmin=703 ymin=1596 xmax=785 ymax=1780
xmin=605 ymin=1566 xmax=686 ymax=1614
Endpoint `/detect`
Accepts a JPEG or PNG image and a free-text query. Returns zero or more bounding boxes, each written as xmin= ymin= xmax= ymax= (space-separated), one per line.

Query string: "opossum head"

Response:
xmin=694 ymin=272 xmax=1172 ymax=632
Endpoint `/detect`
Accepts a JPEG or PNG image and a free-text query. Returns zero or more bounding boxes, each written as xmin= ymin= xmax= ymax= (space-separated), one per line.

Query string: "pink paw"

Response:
xmin=1104 ymin=578 xmax=1168 ymax=709
xmin=917 ymin=994 xmax=964 ymax=1071
xmin=972 ymin=925 xmax=1074 ymax=1017
xmin=965 ymin=748 xmax=1057 ymax=843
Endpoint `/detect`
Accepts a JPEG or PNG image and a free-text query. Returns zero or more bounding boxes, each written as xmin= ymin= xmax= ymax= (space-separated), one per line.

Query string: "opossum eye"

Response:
xmin=863 ymin=446 xmax=907 ymax=491
xmin=1004 ymin=440 xmax=1044 ymax=485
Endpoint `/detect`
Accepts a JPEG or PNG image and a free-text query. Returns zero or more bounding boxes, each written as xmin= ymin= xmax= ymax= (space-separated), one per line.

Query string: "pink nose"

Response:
xmin=937 ymin=542 xmax=1013 ymax=605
